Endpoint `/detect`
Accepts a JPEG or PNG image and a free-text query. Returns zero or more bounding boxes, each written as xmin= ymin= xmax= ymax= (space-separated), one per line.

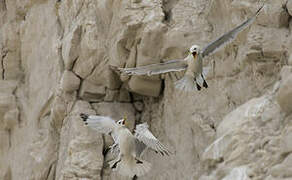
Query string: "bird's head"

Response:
xmin=189 ymin=45 xmax=200 ymax=57
xmin=117 ymin=115 xmax=127 ymax=126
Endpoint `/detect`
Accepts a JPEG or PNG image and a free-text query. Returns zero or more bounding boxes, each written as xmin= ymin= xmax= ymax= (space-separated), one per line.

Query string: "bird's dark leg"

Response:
xmin=194 ymin=78 xmax=201 ymax=91
xmin=132 ymin=175 xmax=138 ymax=180
xmin=110 ymin=154 xmax=122 ymax=169
xmin=135 ymin=158 xmax=143 ymax=164
xmin=111 ymin=159 xmax=121 ymax=169
xmin=201 ymin=74 xmax=208 ymax=88
xmin=196 ymin=82 xmax=201 ymax=91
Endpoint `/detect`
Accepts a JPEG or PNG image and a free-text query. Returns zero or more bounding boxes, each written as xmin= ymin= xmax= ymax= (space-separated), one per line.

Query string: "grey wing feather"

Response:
xmin=135 ymin=139 xmax=147 ymax=157
xmin=134 ymin=123 xmax=171 ymax=156
xmin=119 ymin=59 xmax=187 ymax=76
xmin=82 ymin=114 xmax=117 ymax=135
xmin=202 ymin=5 xmax=264 ymax=58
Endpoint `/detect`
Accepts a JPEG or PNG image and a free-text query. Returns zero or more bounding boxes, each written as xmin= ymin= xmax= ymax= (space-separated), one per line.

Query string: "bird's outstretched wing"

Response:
xmin=201 ymin=5 xmax=264 ymax=58
xmin=118 ymin=59 xmax=188 ymax=76
xmin=134 ymin=123 xmax=171 ymax=156
xmin=80 ymin=114 xmax=117 ymax=135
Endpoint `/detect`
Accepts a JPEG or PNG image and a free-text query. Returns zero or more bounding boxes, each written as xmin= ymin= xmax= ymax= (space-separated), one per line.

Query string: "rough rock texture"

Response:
xmin=1 ymin=0 xmax=292 ymax=180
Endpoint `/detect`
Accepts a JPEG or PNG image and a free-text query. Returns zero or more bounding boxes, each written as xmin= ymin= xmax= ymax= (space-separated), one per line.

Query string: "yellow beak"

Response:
xmin=123 ymin=114 xmax=127 ymax=125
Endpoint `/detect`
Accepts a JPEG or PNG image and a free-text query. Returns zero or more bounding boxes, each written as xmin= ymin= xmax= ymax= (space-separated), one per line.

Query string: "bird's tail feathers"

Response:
xmin=118 ymin=157 xmax=151 ymax=178
xmin=202 ymin=66 xmax=210 ymax=78
xmin=175 ymin=75 xmax=197 ymax=91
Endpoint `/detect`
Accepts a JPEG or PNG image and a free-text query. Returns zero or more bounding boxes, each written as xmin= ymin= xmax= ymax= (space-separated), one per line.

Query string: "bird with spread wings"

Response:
xmin=80 ymin=114 xmax=171 ymax=178
xmin=117 ymin=5 xmax=264 ymax=91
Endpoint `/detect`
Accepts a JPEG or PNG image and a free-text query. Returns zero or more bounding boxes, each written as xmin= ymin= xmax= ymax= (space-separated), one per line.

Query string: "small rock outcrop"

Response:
xmin=0 ymin=0 xmax=292 ymax=180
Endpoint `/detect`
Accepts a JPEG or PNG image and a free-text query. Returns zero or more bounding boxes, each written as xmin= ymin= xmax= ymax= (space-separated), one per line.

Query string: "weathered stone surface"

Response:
xmin=60 ymin=70 xmax=80 ymax=92
xmin=287 ymin=0 xmax=292 ymax=16
xmin=277 ymin=74 xmax=292 ymax=114
xmin=62 ymin=24 xmax=82 ymax=70
xmin=281 ymin=125 xmax=292 ymax=154
xmin=203 ymin=95 xmax=282 ymax=180
xmin=128 ymin=76 xmax=161 ymax=97
xmin=289 ymin=53 xmax=292 ymax=65
xmin=1 ymin=0 xmax=292 ymax=180
xmin=3 ymin=108 xmax=19 ymax=130
xmin=269 ymin=153 xmax=292 ymax=178
xmin=79 ymin=79 xmax=106 ymax=101
xmin=222 ymin=166 xmax=250 ymax=180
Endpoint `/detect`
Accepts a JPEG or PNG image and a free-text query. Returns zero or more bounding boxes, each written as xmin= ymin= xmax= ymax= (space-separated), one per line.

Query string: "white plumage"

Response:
xmin=117 ymin=5 xmax=264 ymax=91
xmin=80 ymin=114 xmax=171 ymax=178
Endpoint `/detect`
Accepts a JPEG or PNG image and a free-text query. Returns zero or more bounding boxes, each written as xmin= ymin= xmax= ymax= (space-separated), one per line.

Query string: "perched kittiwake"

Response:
xmin=80 ymin=113 xmax=171 ymax=178
xmin=117 ymin=5 xmax=264 ymax=91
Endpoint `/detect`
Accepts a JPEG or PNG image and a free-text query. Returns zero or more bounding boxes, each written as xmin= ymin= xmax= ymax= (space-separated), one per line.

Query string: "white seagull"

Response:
xmin=80 ymin=113 xmax=171 ymax=178
xmin=117 ymin=5 xmax=264 ymax=91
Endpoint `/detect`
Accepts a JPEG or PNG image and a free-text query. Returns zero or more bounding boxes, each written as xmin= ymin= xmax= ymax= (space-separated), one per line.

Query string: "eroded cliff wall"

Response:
xmin=1 ymin=0 xmax=292 ymax=180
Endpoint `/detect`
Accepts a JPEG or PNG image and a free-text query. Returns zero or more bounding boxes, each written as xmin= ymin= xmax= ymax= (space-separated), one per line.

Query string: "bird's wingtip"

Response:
xmin=256 ymin=3 xmax=265 ymax=16
xmin=80 ymin=113 xmax=88 ymax=122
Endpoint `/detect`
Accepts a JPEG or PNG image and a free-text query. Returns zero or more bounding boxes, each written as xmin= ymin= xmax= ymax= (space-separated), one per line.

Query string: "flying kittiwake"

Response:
xmin=117 ymin=5 xmax=264 ymax=91
xmin=80 ymin=114 xmax=171 ymax=178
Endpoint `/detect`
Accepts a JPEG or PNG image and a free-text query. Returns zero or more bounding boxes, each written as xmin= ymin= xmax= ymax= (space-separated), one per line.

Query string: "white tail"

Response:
xmin=114 ymin=157 xmax=151 ymax=178
xmin=175 ymin=74 xmax=197 ymax=91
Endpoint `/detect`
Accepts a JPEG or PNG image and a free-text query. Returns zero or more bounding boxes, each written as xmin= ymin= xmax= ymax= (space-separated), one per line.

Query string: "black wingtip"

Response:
xmin=256 ymin=4 xmax=265 ymax=16
xmin=80 ymin=113 xmax=88 ymax=122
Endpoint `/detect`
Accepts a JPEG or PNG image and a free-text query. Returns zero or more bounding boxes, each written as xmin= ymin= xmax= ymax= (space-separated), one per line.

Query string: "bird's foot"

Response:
xmin=196 ymin=83 xmax=201 ymax=91
xmin=80 ymin=113 xmax=88 ymax=121
xmin=203 ymin=81 xmax=208 ymax=88
xmin=109 ymin=158 xmax=121 ymax=169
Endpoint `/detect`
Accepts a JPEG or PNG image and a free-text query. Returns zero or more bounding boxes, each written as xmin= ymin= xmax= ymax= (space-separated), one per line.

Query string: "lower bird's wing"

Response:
xmin=134 ymin=123 xmax=172 ymax=156
xmin=80 ymin=114 xmax=117 ymax=135
xmin=201 ymin=5 xmax=264 ymax=58
xmin=118 ymin=59 xmax=188 ymax=76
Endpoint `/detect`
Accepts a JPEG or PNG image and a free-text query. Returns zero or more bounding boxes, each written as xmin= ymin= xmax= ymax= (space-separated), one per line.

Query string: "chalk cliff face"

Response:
xmin=1 ymin=0 xmax=292 ymax=179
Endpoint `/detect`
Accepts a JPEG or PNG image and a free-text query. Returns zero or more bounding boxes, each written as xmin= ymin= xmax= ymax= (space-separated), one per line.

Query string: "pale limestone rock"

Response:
xmin=280 ymin=66 xmax=292 ymax=80
xmin=118 ymin=87 xmax=131 ymax=102
xmin=277 ymin=74 xmax=292 ymax=114
xmin=104 ymin=89 xmax=119 ymax=102
xmin=73 ymin=56 xmax=97 ymax=79
xmin=2 ymin=51 xmax=21 ymax=80
xmin=269 ymin=154 xmax=292 ymax=178
xmin=107 ymin=67 xmax=122 ymax=90
xmin=62 ymin=24 xmax=82 ymax=70
xmin=202 ymin=133 xmax=233 ymax=162
xmin=1 ymin=0 xmax=292 ymax=179
xmin=248 ymin=0 xmax=289 ymax=28
xmin=79 ymin=80 xmax=106 ymax=101
xmin=3 ymin=108 xmax=19 ymax=130
xmin=51 ymin=95 xmax=67 ymax=131
xmin=134 ymin=101 xmax=144 ymax=112
xmin=222 ymin=166 xmax=250 ymax=180
xmin=287 ymin=0 xmax=292 ymax=16
xmin=128 ymin=76 xmax=161 ymax=97
xmin=288 ymin=53 xmax=292 ymax=65
xmin=60 ymin=70 xmax=80 ymax=92
xmin=0 ymin=80 xmax=17 ymax=94
xmin=266 ymin=176 xmax=292 ymax=180
xmin=281 ymin=126 xmax=292 ymax=154
xmin=0 ymin=94 xmax=16 ymax=117
xmin=203 ymin=95 xmax=282 ymax=179
xmin=217 ymin=96 xmax=271 ymax=137
xmin=56 ymin=100 xmax=102 ymax=180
